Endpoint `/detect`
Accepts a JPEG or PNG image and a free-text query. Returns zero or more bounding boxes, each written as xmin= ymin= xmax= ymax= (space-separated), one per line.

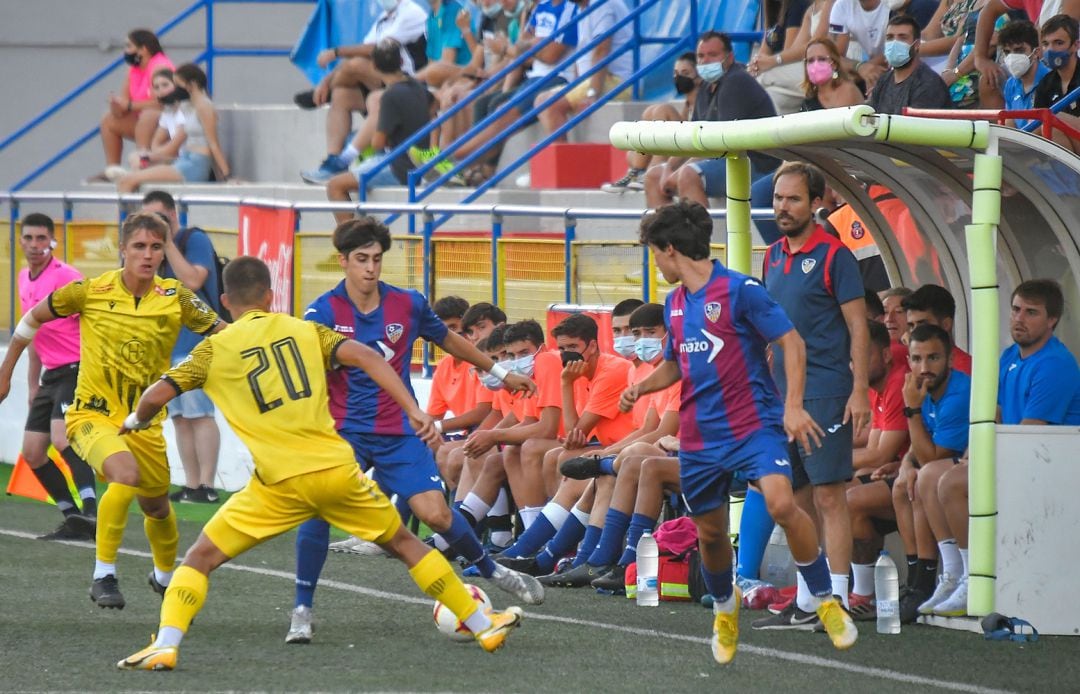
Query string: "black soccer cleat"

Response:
xmin=559 ymin=456 xmax=604 ymax=480
xmin=591 ymin=565 xmax=628 ymax=594
xmin=148 ymin=570 xmax=167 ymax=598
xmin=495 ymin=554 xmax=544 ymax=576
xmin=90 ymin=575 xmax=126 ymax=609
xmin=63 ymin=513 xmax=96 ymax=539
xmin=538 ymin=562 xmax=611 ymax=588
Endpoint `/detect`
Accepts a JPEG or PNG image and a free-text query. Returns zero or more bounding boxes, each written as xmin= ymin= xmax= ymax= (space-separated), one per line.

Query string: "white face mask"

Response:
xmin=634 ymin=337 xmax=664 ymax=363
xmin=612 ymin=335 xmax=637 ymax=359
xmin=1002 ymin=52 xmax=1032 ymax=79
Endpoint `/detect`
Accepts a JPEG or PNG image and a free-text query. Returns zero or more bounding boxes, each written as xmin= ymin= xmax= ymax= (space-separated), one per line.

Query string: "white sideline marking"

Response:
xmin=0 ymin=528 xmax=1014 ymax=694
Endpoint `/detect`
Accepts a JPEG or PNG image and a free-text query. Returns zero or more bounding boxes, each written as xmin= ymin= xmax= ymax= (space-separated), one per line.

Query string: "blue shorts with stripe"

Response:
xmin=678 ymin=427 xmax=792 ymax=516
xmin=340 ymin=431 xmax=444 ymax=502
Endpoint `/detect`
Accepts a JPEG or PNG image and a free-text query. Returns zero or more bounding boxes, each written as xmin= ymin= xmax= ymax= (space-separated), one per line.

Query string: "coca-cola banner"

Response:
xmin=238 ymin=204 xmax=296 ymax=315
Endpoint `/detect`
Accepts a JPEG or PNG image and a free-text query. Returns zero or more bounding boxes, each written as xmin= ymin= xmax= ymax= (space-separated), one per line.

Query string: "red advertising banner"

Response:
xmin=238 ymin=205 xmax=297 ymax=315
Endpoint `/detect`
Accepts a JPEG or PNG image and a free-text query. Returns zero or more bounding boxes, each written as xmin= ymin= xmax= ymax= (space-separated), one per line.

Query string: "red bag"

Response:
xmin=625 ymin=519 xmax=700 ymax=602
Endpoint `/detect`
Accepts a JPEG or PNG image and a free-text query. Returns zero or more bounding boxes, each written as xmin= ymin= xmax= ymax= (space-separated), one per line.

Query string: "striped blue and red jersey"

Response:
xmin=664 ymin=261 xmax=794 ymax=452
xmin=305 ymin=280 xmax=448 ymax=436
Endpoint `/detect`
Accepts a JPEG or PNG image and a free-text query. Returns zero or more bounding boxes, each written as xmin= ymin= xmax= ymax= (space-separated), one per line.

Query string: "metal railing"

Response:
xmin=0 ymin=0 xmax=314 ymax=191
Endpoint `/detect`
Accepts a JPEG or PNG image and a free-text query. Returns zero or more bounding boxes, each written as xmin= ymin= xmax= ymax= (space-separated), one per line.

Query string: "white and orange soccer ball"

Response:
xmin=432 ymin=584 xmax=492 ymax=641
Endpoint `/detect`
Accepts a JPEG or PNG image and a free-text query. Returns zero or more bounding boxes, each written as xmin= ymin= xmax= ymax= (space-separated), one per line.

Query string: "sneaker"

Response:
xmin=817 ymin=597 xmax=858 ymax=650
xmin=181 ymin=486 xmax=213 ymax=503
xmin=918 ymin=572 xmax=959 ymax=615
xmin=591 ymin=565 xmax=627 ymax=594
xmin=169 ymin=487 xmax=196 ymax=502
xmin=116 ymin=638 xmax=177 ymax=671
xmin=408 ymin=146 xmax=456 ymax=182
xmin=38 ymin=516 xmax=94 ymax=542
xmin=148 ymin=571 xmax=167 ymax=598
xmin=932 ymin=575 xmax=969 ymax=617
xmin=286 ymin=605 xmax=314 ymax=644
xmin=847 ymin=592 xmax=877 ymax=621
xmin=199 ymin=485 xmax=220 ymax=503
xmin=899 ymin=587 xmax=928 ymax=624
xmin=538 ymin=563 xmax=610 ymax=588
xmin=711 ymin=588 xmax=742 ymax=665
xmin=300 ymin=156 xmax=349 ymax=185
xmin=294 ymin=89 xmax=317 ymax=110
xmin=90 ymin=575 xmax=126 ymax=609
xmin=64 ymin=512 xmax=97 ymax=538
xmin=751 ymin=600 xmax=819 ymax=631
xmin=104 ymin=165 xmax=127 ymax=182
xmin=600 ymin=168 xmax=644 ymax=193
xmin=489 ymin=564 xmax=545 ymax=605
xmin=329 ymin=535 xmax=388 ymax=556
xmin=474 ymin=606 xmax=524 ymax=653
xmin=559 ymin=455 xmax=605 ymax=480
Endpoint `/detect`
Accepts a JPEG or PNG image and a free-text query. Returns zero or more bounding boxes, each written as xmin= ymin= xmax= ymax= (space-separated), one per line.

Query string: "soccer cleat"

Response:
xmin=918 ymin=572 xmax=959 ymax=615
xmin=711 ymin=588 xmax=742 ymax=665
xmin=817 ymin=597 xmax=858 ymax=650
xmin=117 ymin=637 xmax=178 ymax=671
xmin=38 ymin=517 xmax=94 ymax=542
xmin=591 ymin=564 xmax=627 ymax=594
xmin=90 ymin=575 xmax=126 ymax=609
xmin=751 ymin=600 xmax=819 ymax=630
xmin=932 ymin=576 xmax=969 ymax=617
xmin=489 ymin=564 xmax=545 ymax=605
xmin=494 ymin=554 xmax=542 ymax=576
xmin=537 ymin=562 xmax=610 ymax=588
xmin=899 ymin=586 xmax=928 ymax=624
xmin=600 ymin=168 xmax=644 ymax=194
xmin=148 ymin=571 xmax=167 ymax=598
xmin=169 ymin=487 xmax=196 ymax=502
xmin=847 ymin=592 xmax=877 ymax=621
xmin=559 ymin=455 xmax=605 ymax=480
xmin=474 ymin=606 xmax=524 ymax=653
xmin=63 ymin=512 xmax=97 ymax=538
xmin=329 ymin=535 xmax=388 ymax=556
xmin=199 ymin=485 xmax=220 ymax=503
xmin=285 ymin=605 xmax=314 ymax=644
xmin=300 ymin=156 xmax=349 ymax=185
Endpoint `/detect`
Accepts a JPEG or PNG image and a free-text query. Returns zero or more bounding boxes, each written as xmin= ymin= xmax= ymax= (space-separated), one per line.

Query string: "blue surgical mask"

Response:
xmin=1043 ymin=48 xmax=1073 ymax=70
xmin=511 ymin=353 xmax=536 ymax=377
xmin=634 ymin=337 xmax=664 ymax=363
xmin=613 ymin=335 xmax=636 ymax=359
xmin=697 ymin=61 xmax=725 ymax=83
xmin=482 ymin=2 xmax=502 ymax=17
xmin=884 ymin=40 xmax=912 ymax=68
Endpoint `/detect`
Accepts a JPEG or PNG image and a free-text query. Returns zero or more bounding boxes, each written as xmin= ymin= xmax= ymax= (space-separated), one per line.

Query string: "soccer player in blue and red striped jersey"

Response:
xmin=287 ymin=217 xmax=542 ymax=644
xmin=620 ymin=201 xmax=857 ymax=664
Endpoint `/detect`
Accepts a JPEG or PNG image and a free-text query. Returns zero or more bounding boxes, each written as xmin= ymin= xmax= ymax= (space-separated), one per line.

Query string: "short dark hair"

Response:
xmin=698 ymin=31 xmax=732 ymax=52
xmin=487 ymin=324 xmax=509 ymax=350
xmin=174 ymin=63 xmax=208 ymax=92
xmin=677 ymin=51 xmax=697 ymax=64
xmin=887 ymin=13 xmax=921 ymax=42
xmin=433 ymin=296 xmax=469 ymax=320
xmin=639 ymin=201 xmax=712 ymax=261
xmin=373 ymin=38 xmax=404 ymax=74
xmin=223 ymin=256 xmax=272 ymax=306
xmin=141 ymin=190 xmax=177 ymax=211
xmin=128 ymin=29 xmax=164 ymax=55
xmin=120 ymin=211 xmax=168 ymax=244
xmin=864 ymin=289 xmax=885 ymax=320
xmin=1013 ymin=279 xmax=1065 ymax=322
xmin=998 ymin=19 xmax=1039 ymax=50
xmin=902 ymin=284 xmax=956 ymax=323
xmin=629 ymin=303 xmax=665 ymax=330
xmin=868 ymin=319 xmax=891 ymax=350
xmin=772 ymin=161 xmax=826 ymax=202
xmin=552 ymin=313 xmax=598 ymax=344
xmin=503 ymin=319 xmax=544 ymax=347
xmin=333 ymin=216 xmax=391 ymax=256
xmin=462 ymin=302 xmax=507 ymax=330
xmin=612 ymin=298 xmax=645 ymax=318
xmin=1041 ymin=13 xmax=1079 ymax=43
xmin=908 ymin=323 xmax=952 ymax=354
xmin=21 ymin=213 xmax=55 ymax=236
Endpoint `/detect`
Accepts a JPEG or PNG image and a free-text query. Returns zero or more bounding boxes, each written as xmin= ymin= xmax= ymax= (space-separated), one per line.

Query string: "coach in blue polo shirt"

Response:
xmin=752 ymin=161 xmax=870 ymax=631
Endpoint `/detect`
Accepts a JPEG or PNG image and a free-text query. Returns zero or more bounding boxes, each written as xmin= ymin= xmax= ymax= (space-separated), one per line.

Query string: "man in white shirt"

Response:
xmin=829 ymin=0 xmax=891 ymax=92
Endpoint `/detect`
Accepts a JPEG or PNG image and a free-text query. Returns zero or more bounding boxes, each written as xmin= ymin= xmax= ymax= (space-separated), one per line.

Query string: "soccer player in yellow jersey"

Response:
xmin=116 ymin=257 xmax=524 ymax=671
xmin=0 ymin=212 xmax=223 ymax=610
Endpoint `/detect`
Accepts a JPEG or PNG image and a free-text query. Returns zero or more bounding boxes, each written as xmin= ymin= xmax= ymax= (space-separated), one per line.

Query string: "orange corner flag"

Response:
xmin=5 ymin=449 xmax=73 ymax=504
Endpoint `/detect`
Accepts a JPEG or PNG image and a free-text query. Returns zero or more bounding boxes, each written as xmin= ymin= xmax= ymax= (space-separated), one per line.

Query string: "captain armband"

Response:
xmin=14 ymin=313 xmax=41 ymax=341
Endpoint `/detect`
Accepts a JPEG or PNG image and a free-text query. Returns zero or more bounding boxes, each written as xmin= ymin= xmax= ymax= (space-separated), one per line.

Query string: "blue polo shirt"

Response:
xmin=922 ymin=369 xmax=971 ymax=454
xmin=426 ymin=0 xmax=472 ymax=67
xmin=1004 ymin=62 xmax=1050 ymax=130
xmin=763 ymin=225 xmax=865 ymax=399
xmin=998 ymin=336 xmax=1080 ymax=425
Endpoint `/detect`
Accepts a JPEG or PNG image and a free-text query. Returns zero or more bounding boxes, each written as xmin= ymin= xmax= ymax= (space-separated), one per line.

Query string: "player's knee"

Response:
xmin=418 ymin=503 xmax=453 ymax=533
xmin=938 ymin=464 xmax=966 ymax=500
xmin=676 ymin=165 xmax=702 ymax=193
xmin=812 ymin=484 xmax=847 ymax=515
xmin=765 ymin=493 xmax=798 ymax=526
xmin=695 ymin=520 xmax=727 ymax=548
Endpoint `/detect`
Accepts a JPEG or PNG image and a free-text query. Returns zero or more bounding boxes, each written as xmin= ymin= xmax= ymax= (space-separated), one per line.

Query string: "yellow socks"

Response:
xmin=144 ymin=505 xmax=179 ymax=574
xmin=160 ymin=566 xmax=208 ymax=634
xmin=408 ymin=549 xmax=479 ymax=622
xmin=95 ymin=483 xmax=137 ymax=564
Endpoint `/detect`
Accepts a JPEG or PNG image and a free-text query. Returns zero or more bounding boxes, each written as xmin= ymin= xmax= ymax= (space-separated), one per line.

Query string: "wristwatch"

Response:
xmin=586 ymin=88 xmax=598 ymax=99
xmin=903 ymin=406 xmax=921 ymax=419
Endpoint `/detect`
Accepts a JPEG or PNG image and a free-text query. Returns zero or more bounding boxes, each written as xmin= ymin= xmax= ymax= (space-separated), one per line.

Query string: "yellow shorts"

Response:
xmin=204 ymin=464 xmax=402 ymax=558
xmin=565 ymin=75 xmax=629 ymax=109
xmin=66 ymin=411 xmax=170 ymax=497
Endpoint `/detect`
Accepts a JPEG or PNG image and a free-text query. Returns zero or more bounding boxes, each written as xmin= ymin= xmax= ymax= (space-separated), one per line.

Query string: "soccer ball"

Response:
xmin=432 ymin=584 xmax=492 ymax=642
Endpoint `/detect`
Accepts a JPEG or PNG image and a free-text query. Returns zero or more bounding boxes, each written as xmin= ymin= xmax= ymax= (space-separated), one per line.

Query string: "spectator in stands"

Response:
xmin=117 ymin=64 xmax=231 ymax=193
xmin=602 ymin=52 xmax=699 ymax=193
xmin=296 ymin=0 xmax=428 ymax=183
xmin=972 ymin=0 xmax=1080 ymax=97
xmin=644 ymin=32 xmax=780 ymax=210
xmin=752 ymin=0 xmax=837 ymax=114
xmin=1033 ymin=14 xmax=1080 ymax=154
xmin=535 ymin=0 xmax=634 ymax=140
xmin=998 ymin=20 xmax=1050 ymax=128
xmin=801 ymin=37 xmax=867 ymax=109
xmin=324 ymin=39 xmax=435 ymax=224
xmin=829 ymin=0 xmax=891 ymax=92
xmin=415 ymin=0 xmax=474 ymax=88
xmin=92 ymin=29 xmax=174 ymax=182
xmin=917 ymin=0 xmax=990 ymax=77
xmin=869 ymin=14 xmax=952 ymax=113
xmin=127 ymin=69 xmax=184 ymax=172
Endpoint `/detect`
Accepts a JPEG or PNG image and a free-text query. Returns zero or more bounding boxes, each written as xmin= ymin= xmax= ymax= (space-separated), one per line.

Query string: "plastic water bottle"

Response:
xmin=875 ymin=551 xmax=901 ymax=634
xmin=636 ymin=531 xmax=659 ymax=607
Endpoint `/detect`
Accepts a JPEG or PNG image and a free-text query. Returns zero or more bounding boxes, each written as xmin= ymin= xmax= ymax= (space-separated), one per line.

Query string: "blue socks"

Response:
xmin=443 ymin=508 xmax=496 ymax=578
xmin=599 ymin=456 xmax=617 ymax=476
xmin=295 ymin=518 xmax=331 ymax=608
xmin=617 ymin=513 xmax=656 ymax=566
xmin=587 ymin=509 xmax=630 ymax=567
xmin=702 ymin=565 xmax=734 ymax=604
xmin=797 ymin=552 xmax=832 ymax=598
xmin=536 ymin=512 xmax=587 ymax=574
xmin=502 ymin=512 xmax=558 ymax=558
xmin=736 ymin=488 xmax=775 ymax=580
xmin=572 ymin=525 xmax=602 ymax=567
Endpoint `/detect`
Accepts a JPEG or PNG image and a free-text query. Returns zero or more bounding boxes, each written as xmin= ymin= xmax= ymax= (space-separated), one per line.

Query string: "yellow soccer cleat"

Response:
xmin=117 ymin=637 xmax=178 ymax=671
xmin=711 ymin=587 xmax=742 ymax=665
xmin=474 ymin=606 xmax=524 ymax=653
xmin=817 ymin=597 xmax=858 ymax=650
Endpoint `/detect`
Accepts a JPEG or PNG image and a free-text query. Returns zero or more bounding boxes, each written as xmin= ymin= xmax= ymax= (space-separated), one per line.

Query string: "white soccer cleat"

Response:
xmin=918 ymin=572 xmax=959 ymax=615
xmin=489 ymin=564 xmax=545 ymax=605
xmin=329 ymin=535 xmax=387 ymax=556
xmin=932 ymin=576 xmax=969 ymax=617
xmin=285 ymin=605 xmax=313 ymax=644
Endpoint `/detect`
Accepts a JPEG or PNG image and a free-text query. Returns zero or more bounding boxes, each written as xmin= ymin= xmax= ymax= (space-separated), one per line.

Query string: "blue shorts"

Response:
xmin=341 ymin=431 xmax=443 ymax=501
xmin=790 ymin=396 xmax=853 ymax=489
xmin=175 ymin=150 xmax=212 ymax=182
xmin=355 ymin=152 xmax=404 ymax=190
xmin=678 ymin=428 xmax=791 ymax=516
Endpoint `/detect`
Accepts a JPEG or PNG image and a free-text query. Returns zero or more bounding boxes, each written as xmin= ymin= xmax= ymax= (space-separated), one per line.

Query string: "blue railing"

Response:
xmin=0 ymin=0 xmax=314 ymax=191
xmin=1020 ymin=83 xmax=1080 ymax=133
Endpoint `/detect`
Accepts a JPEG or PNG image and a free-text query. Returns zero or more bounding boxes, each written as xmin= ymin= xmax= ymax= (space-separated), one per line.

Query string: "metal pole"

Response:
xmin=564 ymin=214 xmax=576 ymax=303
xmin=62 ymin=198 xmax=73 ymax=263
xmin=491 ymin=211 xmax=503 ymax=305
xmin=9 ymin=200 xmax=20 ymax=335
xmin=422 ymin=210 xmax=435 ymax=377
xmin=205 ymin=0 xmax=216 ymax=95
xmin=641 ymin=243 xmax=650 ymax=302
xmin=178 ymin=199 xmax=190 ymax=230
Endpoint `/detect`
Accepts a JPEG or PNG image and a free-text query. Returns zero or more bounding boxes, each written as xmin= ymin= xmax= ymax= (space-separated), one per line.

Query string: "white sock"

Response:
xmin=852 ymin=563 xmax=876 ymax=597
xmin=570 ymin=504 xmax=591 ymax=526
xmin=795 ymin=572 xmax=818 ymax=612
xmin=154 ymin=626 xmax=184 ymax=648
xmin=490 ymin=530 xmax=513 ymax=547
xmin=94 ymin=561 xmax=117 ymax=580
xmin=490 ymin=488 xmax=510 ymax=516
xmin=154 ymin=567 xmax=174 ymax=587
xmin=830 ymin=573 xmax=849 ymax=608
xmin=79 ymin=488 xmax=96 ymax=500
xmin=463 ymin=609 xmax=492 ymax=634
xmin=939 ymin=539 xmax=962 ymax=577
xmin=519 ymin=506 xmax=542 ymax=529
xmin=959 ymin=548 xmax=969 ymax=577
xmin=540 ymin=502 xmax=570 ymax=531
xmin=461 ymin=493 xmax=492 ymax=523
xmin=339 ymin=143 xmax=359 ymax=164
xmin=713 ymin=589 xmax=737 ymax=615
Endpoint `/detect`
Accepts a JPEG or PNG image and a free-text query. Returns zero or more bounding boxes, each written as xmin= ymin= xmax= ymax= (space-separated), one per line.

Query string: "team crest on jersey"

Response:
xmin=153 ymin=285 xmax=177 ymax=296
xmin=801 ymin=258 xmax=817 ymax=274
xmin=386 ymin=323 xmax=404 ymax=344
xmin=704 ymin=301 xmax=722 ymax=323
xmin=851 ymin=221 xmax=865 ymax=240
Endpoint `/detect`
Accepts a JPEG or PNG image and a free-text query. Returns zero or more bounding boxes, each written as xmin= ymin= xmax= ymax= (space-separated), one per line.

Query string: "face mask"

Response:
xmin=378 ymin=0 xmax=398 ymax=12
xmin=482 ymin=2 xmax=502 ymax=17
xmin=674 ymin=74 xmax=695 ymax=94
xmin=806 ymin=60 xmax=835 ymax=85
xmin=613 ymin=335 xmax=636 ymax=359
xmin=511 ymin=353 xmax=536 ymax=377
xmin=123 ymin=51 xmax=141 ymax=66
xmin=479 ymin=369 xmax=505 ymax=391
xmin=158 ymin=88 xmax=189 ymax=105
xmin=884 ymin=40 xmax=912 ymax=68
xmin=1002 ymin=52 xmax=1032 ymax=79
xmin=884 ymin=0 xmax=906 ymax=10
xmin=697 ymin=61 xmax=724 ymax=83
xmin=1043 ymin=48 xmax=1073 ymax=70
xmin=561 ymin=350 xmax=585 ymax=366
xmin=634 ymin=337 xmax=664 ymax=363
